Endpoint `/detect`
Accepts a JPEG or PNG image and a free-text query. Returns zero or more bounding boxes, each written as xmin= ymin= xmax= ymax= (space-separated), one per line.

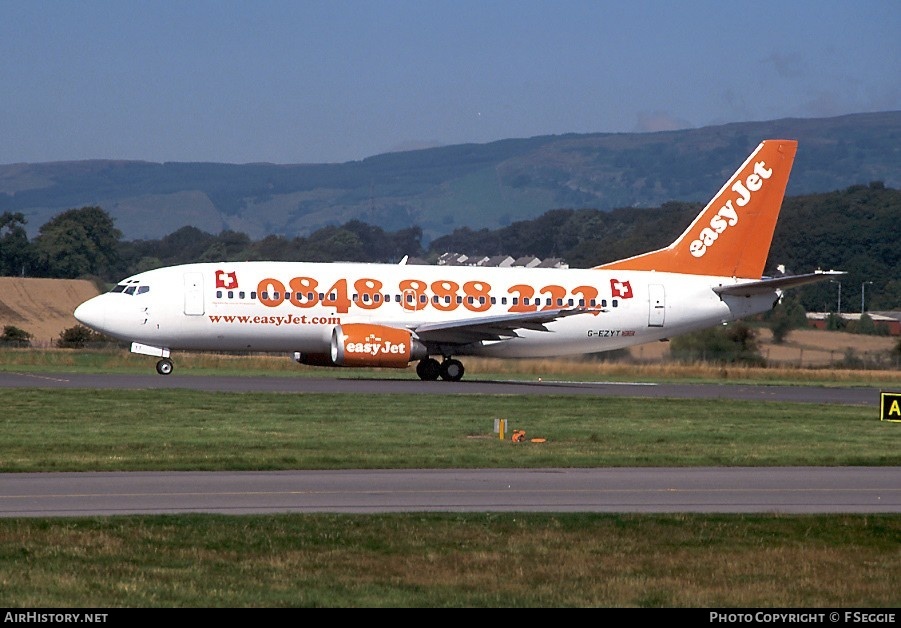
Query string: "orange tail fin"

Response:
xmin=596 ymin=139 xmax=797 ymax=279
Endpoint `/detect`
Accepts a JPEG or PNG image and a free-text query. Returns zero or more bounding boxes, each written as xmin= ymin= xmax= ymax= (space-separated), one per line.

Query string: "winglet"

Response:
xmin=596 ymin=140 xmax=798 ymax=279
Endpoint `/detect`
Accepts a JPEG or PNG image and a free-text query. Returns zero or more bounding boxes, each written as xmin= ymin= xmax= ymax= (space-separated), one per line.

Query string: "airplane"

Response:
xmin=73 ymin=139 xmax=843 ymax=381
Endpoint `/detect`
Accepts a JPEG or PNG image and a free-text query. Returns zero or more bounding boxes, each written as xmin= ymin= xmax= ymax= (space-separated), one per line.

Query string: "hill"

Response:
xmin=0 ymin=278 xmax=100 ymax=346
xmin=1 ymin=111 xmax=899 ymax=242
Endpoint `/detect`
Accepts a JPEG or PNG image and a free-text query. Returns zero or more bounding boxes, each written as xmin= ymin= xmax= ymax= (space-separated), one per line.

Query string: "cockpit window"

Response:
xmin=110 ymin=282 xmax=149 ymax=295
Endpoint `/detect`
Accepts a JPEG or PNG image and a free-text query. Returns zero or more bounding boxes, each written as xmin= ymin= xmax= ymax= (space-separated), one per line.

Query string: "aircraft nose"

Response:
xmin=74 ymin=297 xmax=107 ymax=331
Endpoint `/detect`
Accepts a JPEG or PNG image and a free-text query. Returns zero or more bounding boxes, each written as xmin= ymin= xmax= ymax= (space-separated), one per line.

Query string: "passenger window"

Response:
xmin=239 ymin=291 xmax=245 ymax=299
xmin=601 ymin=299 xmax=607 ymax=307
xmin=216 ymin=290 xmax=222 ymax=298
xmin=612 ymin=299 xmax=618 ymax=307
xmin=251 ymin=291 xmax=257 ymax=300
xmin=228 ymin=291 xmax=234 ymax=299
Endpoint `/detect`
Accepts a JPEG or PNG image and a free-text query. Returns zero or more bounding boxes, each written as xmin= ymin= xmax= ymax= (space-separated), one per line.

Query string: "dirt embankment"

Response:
xmin=0 ymin=278 xmax=101 ymax=346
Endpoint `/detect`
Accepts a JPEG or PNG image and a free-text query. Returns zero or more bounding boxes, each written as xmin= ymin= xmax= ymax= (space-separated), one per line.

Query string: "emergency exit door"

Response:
xmin=184 ymin=272 xmax=204 ymax=316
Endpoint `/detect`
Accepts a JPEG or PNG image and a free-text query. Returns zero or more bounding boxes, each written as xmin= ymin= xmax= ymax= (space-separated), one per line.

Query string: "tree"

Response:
xmin=765 ymin=296 xmax=807 ymax=344
xmin=0 ymin=212 xmax=35 ymax=276
xmin=32 ymin=207 xmax=122 ymax=279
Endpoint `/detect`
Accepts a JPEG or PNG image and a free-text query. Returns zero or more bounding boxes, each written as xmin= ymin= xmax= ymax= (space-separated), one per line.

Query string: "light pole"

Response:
xmin=861 ymin=281 xmax=873 ymax=313
xmin=830 ymin=280 xmax=842 ymax=315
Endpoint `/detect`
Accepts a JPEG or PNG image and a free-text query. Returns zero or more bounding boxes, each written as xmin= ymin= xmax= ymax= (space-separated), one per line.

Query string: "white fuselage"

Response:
xmin=74 ymin=261 xmax=778 ymax=359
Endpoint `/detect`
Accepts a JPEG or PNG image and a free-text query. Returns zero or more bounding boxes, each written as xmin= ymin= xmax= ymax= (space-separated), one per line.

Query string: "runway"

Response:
xmin=3 ymin=468 xmax=899 ymax=517
xmin=2 ymin=371 xmax=896 ymax=517
xmin=0 ymin=370 xmax=885 ymax=405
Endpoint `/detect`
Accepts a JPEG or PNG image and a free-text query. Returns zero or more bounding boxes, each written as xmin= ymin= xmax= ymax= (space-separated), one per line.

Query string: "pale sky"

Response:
xmin=1 ymin=0 xmax=898 ymax=165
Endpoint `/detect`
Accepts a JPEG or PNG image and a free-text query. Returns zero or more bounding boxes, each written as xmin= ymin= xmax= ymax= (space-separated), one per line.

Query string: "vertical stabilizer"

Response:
xmin=596 ymin=139 xmax=797 ymax=279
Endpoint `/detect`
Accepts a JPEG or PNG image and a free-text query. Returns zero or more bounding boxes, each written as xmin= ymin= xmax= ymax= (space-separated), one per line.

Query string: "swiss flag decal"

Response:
xmin=215 ymin=270 xmax=238 ymax=289
xmin=610 ymin=278 xmax=633 ymax=299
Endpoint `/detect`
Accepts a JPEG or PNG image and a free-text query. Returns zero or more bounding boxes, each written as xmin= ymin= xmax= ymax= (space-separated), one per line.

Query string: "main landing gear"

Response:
xmin=416 ymin=357 xmax=465 ymax=382
xmin=156 ymin=358 xmax=173 ymax=375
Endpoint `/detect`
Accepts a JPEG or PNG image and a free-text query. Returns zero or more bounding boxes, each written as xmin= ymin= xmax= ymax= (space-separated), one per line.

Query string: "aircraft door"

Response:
xmin=184 ymin=272 xmax=205 ymax=316
xmin=648 ymin=284 xmax=665 ymax=327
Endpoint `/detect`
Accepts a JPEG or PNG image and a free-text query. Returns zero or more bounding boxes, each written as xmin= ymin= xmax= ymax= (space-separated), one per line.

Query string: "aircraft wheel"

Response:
xmin=156 ymin=358 xmax=174 ymax=375
xmin=416 ymin=357 xmax=441 ymax=381
xmin=440 ymin=358 xmax=464 ymax=382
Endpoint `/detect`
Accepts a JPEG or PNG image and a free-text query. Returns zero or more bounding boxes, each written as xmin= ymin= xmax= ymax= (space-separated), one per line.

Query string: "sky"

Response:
xmin=1 ymin=1 xmax=899 ymax=165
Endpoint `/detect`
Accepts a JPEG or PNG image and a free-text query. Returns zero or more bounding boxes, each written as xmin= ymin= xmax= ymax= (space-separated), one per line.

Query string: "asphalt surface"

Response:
xmin=2 ymin=371 xmax=897 ymax=516
xmin=3 ymin=468 xmax=899 ymax=517
xmin=0 ymin=370 xmax=886 ymax=405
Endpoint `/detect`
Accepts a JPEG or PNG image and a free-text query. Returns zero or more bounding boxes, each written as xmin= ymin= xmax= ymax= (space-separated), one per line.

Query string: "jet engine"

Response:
xmin=294 ymin=323 xmax=427 ymax=368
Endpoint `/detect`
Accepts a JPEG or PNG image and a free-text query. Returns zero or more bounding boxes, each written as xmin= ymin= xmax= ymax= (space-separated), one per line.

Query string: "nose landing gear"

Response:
xmin=156 ymin=358 xmax=173 ymax=375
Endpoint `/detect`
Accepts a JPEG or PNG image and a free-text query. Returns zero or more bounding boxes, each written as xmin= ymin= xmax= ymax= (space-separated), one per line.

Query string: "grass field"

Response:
xmin=1 ymin=348 xmax=899 ymax=607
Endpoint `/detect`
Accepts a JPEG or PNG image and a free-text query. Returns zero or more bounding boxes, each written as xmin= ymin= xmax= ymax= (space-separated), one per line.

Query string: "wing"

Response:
xmin=411 ymin=307 xmax=598 ymax=345
xmin=712 ymin=270 xmax=845 ymax=298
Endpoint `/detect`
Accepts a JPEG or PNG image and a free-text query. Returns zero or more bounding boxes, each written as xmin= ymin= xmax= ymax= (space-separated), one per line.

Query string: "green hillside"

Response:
xmin=1 ymin=111 xmax=899 ymax=242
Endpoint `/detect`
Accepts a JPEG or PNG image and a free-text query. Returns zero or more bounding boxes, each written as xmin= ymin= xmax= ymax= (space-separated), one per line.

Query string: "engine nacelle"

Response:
xmin=293 ymin=352 xmax=336 ymax=367
xmin=294 ymin=324 xmax=427 ymax=368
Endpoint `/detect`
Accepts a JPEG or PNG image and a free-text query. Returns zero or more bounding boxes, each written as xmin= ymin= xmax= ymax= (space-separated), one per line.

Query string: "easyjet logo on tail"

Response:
xmin=688 ymin=160 xmax=773 ymax=258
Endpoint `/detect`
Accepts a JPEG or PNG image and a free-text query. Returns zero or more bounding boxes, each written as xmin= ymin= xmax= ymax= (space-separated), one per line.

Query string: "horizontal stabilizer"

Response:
xmin=712 ymin=270 xmax=846 ymax=298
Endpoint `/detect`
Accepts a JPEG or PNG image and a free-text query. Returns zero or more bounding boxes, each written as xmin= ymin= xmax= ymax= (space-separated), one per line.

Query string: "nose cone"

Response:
xmin=74 ymin=296 xmax=107 ymax=331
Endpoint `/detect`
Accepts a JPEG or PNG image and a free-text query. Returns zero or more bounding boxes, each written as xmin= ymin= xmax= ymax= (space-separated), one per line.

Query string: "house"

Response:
xmin=806 ymin=312 xmax=901 ymax=336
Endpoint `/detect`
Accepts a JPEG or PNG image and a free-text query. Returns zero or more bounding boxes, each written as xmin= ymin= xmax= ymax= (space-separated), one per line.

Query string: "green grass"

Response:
xmin=1 ymin=349 xmax=900 ymax=607
xmin=2 ymin=389 xmax=899 ymax=472
xmin=1 ymin=514 xmax=898 ymax=607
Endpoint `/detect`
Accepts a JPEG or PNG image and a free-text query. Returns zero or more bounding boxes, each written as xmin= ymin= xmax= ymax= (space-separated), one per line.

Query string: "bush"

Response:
xmin=0 ymin=325 xmax=33 ymax=347
xmin=670 ymin=321 xmax=766 ymax=366
xmin=56 ymin=325 xmax=117 ymax=349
